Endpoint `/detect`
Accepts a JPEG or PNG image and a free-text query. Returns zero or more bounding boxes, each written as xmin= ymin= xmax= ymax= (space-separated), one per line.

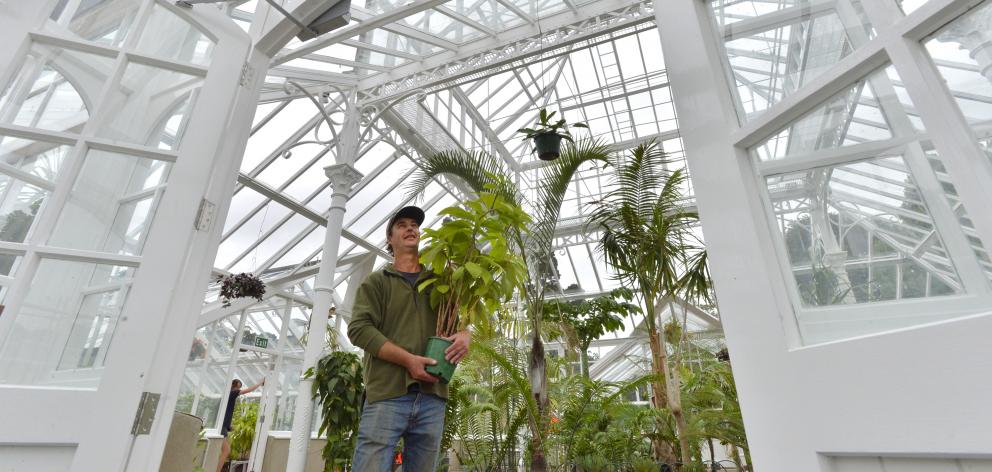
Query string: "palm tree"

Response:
xmin=407 ymin=138 xmax=610 ymax=471
xmin=587 ymin=141 xmax=711 ymax=467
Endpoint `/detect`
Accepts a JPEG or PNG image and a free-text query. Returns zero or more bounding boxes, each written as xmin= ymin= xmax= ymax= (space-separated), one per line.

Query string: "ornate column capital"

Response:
xmin=324 ymin=163 xmax=364 ymax=196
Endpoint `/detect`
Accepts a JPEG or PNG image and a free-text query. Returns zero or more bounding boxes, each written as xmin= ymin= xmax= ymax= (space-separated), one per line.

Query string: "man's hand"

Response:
xmin=405 ymin=354 xmax=439 ymax=383
xmin=444 ymin=330 xmax=471 ymax=364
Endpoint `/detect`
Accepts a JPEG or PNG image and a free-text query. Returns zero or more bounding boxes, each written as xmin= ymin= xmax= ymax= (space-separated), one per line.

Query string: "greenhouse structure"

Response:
xmin=0 ymin=0 xmax=990 ymax=471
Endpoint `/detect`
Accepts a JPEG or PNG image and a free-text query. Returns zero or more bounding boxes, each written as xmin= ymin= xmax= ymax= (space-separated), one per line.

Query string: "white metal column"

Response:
xmin=286 ymin=97 xmax=364 ymax=472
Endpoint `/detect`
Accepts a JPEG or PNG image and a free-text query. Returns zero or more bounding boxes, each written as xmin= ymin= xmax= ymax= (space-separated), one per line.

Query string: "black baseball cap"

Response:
xmin=388 ymin=206 xmax=425 ymax=230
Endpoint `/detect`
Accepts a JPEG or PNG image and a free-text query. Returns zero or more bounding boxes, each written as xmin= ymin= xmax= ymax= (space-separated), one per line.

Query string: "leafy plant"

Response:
xmin=217 ymin=272 xmax=266 ymax=308
xmin=228 ymin=401 xmax=259 ymax=460
xmin=588 ymin=141 xmax=711 ymax=465
xmin=542 ymin=287 xmax=640 ymax=378
xmin=408 ymin=139 xmax=610 ymax=471
xmin=418 ymin=182 xmax=531 ymax=337
xmin=305 ymin=350 xmax=364 ymax=471
xmin=516 ymin=108 xmax=588 ymax=142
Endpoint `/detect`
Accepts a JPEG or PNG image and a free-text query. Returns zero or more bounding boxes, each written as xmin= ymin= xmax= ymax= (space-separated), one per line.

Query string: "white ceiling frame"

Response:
xmin=435 ymin=5 xmax=498 ymax=38
xmin=273 ymin=0 xmax=451 ymax=65
xmin=237 ymin=172 xmax=391 ymax=258
xmin=495 ymin=0 xmax=536 ymax=25
xmin=357 ymin=0 xmax=652 ymax=103
xmin=341 ymin=39 xmax=424 ymax=61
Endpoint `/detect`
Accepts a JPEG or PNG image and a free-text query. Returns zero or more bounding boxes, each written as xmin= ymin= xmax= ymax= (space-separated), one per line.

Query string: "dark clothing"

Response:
xmin=220 ymin=389 xmax=241 ymax=436
xmin=347 ymin=263 xmax=447 ymax=404
xmin=397 ymin=270 xmax=421 ymax=288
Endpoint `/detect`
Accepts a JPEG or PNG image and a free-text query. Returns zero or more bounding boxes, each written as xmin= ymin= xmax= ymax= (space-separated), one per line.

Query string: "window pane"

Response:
xmin=0 ymin=43 xmax=114 ymax=133
xmin=96 ymin=62 xmax=203 ymax=149
xmin=923 ymin=2 xmax=992 ymax=163
xmin=753 ymin=68 xmax=908 ymax=161
xmin=710 ymin=0 xmax=874 ymax=120
xmin=898 ymin=0 xmax=931 ymax=14
xmin=135 ymin=4 xmax=216 ymax=66
xmin=0 ymin=136 xmax=72 ymax=251
xmin=48 ymin=150 xmax=171 ymax=256
xmin=48 ymin=0 xmax=141 ymax=47
xmin=0 ymin=259 xmax=134 ymax=388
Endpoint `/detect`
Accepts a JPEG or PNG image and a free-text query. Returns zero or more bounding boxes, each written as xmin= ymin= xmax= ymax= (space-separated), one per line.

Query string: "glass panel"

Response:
xmin=48 ymin=0 xmax=142 ymax=47
xmin=722 ymin=12 xmax=865 ymax=119
xmin=768 ymin=156 xmax=963 ymax=302
xmin=923 ymin=2 xmax=992 ymax=163
xmin=135 ymin=4 xmax=215 ymax=66
xmin=48 ymin=150 xmax=171 ymax=256
xmin=0 ymin=43 xmax=114 ymax=133
xmin=0 ymin=137 xmax=72 ymax=254
xmin=898 ymin=0 xmax=931 ymax=14
xmin=712 ymin=0 xmax=874 ymax=120
xmin=753 ymin=68 xmax=908 ymax=161
xmin=0 ymin=259 xmax=134 ymax=388
xmin=96 ymin=61 xmax=203 ymax=149
xmin=396 ymin=9 xmax=484 ymax=43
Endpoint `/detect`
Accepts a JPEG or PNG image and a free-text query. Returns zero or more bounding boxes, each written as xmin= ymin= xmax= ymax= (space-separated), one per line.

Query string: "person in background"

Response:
xmin=216 ymin=378 xmax=264 ymax=472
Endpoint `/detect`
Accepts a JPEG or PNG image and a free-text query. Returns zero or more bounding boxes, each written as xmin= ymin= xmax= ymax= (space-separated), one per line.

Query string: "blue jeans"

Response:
xmin=351 ymin=391 xmax=446 ymax=471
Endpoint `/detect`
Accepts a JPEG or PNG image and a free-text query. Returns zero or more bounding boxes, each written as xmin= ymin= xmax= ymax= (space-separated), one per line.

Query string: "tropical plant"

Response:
xmin=443 ymin=338 xmax=537 ymax=471
xmin=588 ymin=141 xmax=711 ymax=466
xmin=228 ymin=401 xmax=259 ymax=460
xmin=548 ymin=373 xmax=660 ymax=468
xmin=418 ymin=183 xmax=531 ymax=337
xmin=305 ymin=350 xmax=365 ymax=472
xmin=407 ymin=138 xmax=610 ymax=471
xmin=542 ymin=287 xmax=640 ymax=378
xmin=217 ymin=272 xmax=266 ymax=308
xmin=516 ymin=108 xmax=588 ymax=142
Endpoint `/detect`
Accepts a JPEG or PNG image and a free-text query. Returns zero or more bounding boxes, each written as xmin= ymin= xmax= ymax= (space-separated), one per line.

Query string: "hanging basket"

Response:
xmin=533 ymin=132 xmax=563 ymax=161
xmin=217 ymin=273 xmax=266 ymax=307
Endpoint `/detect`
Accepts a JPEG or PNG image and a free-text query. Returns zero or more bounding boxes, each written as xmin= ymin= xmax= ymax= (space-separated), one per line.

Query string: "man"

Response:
xmin=348 ymin=205 xmax=471 ymax=471
xmin=216 ymin=378 xmax=264 ymax=472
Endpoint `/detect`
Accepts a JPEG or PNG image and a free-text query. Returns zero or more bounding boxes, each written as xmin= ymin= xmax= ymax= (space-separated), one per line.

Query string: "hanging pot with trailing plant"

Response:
xmin=216 ymin=272 xmax=266 ymax=308
xmin=417 ymin=181 xmax=530 ymax=383
xmin=517 ymin=108 xmax=588 ymax=161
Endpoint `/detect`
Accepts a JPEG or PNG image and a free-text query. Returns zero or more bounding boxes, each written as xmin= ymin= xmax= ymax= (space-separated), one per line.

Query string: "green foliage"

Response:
xmin=548 ymin=374 xmax=664 ymax=468
xmin=305 ymin=351 xmax=364 ymax=472
xmin=516 ymin=108 xmax=588 ymax=142
xmin=443 ymin=339 xmax=536 ymax=471
xmin=588 ymin=141 xmax=711 ymax=309
xmin=0 ymin=198 xmax=42 ymax=274
xmin=228 ymin=401 xmax=259 ymax=460
xmin=542 ymin=288 xmax=640 ymax=377
xmin=418 ymin=182 xmax=531 ymax=337
xmin=588 ymin=140 xmax=712 ymax=464
xmin=407 ymin=138 xmax=611 ymax=468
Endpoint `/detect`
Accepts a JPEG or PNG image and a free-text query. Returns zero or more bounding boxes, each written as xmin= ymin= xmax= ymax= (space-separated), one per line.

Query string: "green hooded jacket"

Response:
xmin=347 ymin=263 xmax=448 ymax=403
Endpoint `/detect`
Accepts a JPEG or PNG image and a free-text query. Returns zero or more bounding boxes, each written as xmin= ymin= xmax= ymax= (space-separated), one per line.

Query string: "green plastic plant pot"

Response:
xmin=424 ymin=336 xmax=456 ymax=384
xmin=533 ymin=132 xmax=563 ymax=161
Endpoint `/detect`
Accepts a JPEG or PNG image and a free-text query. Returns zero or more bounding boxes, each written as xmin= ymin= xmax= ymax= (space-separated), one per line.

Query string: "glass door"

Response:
xmin=0 ymin=1 xmax=252 ymax=470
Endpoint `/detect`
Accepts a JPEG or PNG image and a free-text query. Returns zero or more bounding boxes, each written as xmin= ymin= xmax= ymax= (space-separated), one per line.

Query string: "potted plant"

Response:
xmin=216 ymin=272 xmax=266 ymax=307
xmin=517 ymin=108 xmax=588 ymax=161
xmin=417 ymin=183 xmax=531 ymax=382
xmin=305 ymin=350 xmax=364 ymax=472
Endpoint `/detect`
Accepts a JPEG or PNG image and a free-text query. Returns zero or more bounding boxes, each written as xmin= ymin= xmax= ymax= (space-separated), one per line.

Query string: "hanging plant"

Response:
xmin=517 ymin=108 xmax=588 ymax=161
xmin=305 ymin=351 xmax=365 ymax=472
xmin=216 ymin=272 xmax=266 ymax=307
xmin=417 ymin=180 xmax=531 ymax=382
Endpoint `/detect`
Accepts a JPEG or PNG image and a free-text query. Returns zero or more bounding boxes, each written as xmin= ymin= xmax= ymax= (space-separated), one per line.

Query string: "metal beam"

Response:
xmin=273 ymin=0 xmax=450 ymax=65
xmin=357 ymin=0 xmax=652 ymax=103
xmin=236 ymin=173 xmax=390 ymax=258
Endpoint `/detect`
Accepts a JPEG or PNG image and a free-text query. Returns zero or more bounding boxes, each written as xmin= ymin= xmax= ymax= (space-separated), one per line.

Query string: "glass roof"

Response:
xmin=192 ymin=0 xmax=992 ymax=390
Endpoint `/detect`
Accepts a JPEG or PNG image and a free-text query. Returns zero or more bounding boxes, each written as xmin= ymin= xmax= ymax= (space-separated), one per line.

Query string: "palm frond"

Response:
xmin=405 ymin=148 xmax=518 ymax=205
